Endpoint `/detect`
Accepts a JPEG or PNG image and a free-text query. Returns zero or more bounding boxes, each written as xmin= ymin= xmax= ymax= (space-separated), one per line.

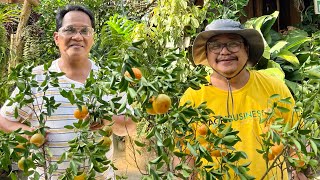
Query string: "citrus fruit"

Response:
xmin=152 ymin=94 xmax=171 ymax=114
xmin=101 ymin=136 xmax=112 ymax=148
xmin=271 ymin=143 xmax=284 ymax=156
xmin=17 ymin=157 xmax=25 ymax=170
xmin=197 ymin=124 xmax=208 ymax=136
xmin=30 ymin=133 xmax=45 ymax=147
xmin=290 ymin=152 xmax=306 ymax=168
xmin=146 ymin=107 xmax=157 ymax=115
xmin=124 ymin=67 xmax=142 ymax=80
xmin=102 ymin=125 xmax=113 ymax=137
xmin=267 ymin=152 xmax=275 ymax=160
xmin=15 ymin=143 xmax=25 ymax=150
xmin=74 ymin=105 xmax=89 ymax=119
xmin=262 ymin=126 xmax=270 ymax=134
xmin=74 ymin=172 xmax=86 ymax=180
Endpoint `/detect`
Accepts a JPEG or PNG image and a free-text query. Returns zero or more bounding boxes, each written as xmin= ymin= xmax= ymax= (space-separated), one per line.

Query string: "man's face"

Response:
xmin=206 ymin=34 xmax=248 ymax=77
xmin=54 ymin=11 xmax=94 ymax=60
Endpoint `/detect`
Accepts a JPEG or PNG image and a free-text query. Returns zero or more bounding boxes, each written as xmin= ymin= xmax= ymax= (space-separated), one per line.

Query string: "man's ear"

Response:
xmin=53 ymin=32 xmax=59 ymax=46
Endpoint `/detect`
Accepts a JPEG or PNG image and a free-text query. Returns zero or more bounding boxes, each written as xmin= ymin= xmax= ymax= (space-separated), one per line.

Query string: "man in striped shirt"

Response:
xmin=0 ymin=5 xmax=135 ymax=180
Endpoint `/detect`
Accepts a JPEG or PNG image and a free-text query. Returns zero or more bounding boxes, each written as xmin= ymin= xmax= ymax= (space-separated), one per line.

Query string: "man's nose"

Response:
xmin=72 ymin=31 xmax=84 ymax=40
xmin=220 ymin=45 xmax=231 ymax=54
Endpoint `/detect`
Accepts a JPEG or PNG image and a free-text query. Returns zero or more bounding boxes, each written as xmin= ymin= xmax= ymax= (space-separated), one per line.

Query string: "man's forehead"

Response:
xmin=208 ymin=33 xmax=243 ymax=42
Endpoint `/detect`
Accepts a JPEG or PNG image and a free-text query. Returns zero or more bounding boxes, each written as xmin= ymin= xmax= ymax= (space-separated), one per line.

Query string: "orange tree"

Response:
xmin=91 ymin=0 xmax=274 ymax=179
xmin=1 ymin=0 xmax=320 ymax=179
xmin=245 ymin=11 xmax=320 ymax=178
xmin=100 ymin=2 xmax=320 ymax=180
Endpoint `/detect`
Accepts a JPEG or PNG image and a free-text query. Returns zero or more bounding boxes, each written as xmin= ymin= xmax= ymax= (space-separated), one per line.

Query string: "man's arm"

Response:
xmin=0 ymin=114 xmax=33 ymax=133
xmin=107 ymin=115 xmax=136 ymax=136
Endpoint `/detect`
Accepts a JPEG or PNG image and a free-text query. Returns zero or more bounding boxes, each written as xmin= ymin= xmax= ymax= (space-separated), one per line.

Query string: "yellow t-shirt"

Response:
xmin=179 ymin=70 xmax=296 ymax=179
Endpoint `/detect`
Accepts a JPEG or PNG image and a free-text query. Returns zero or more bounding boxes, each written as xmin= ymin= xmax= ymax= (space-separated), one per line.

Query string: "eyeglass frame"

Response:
xmin=58 ymin=26 xmax=95 ymax=37
xmin=206 ymin=41 xmax=244 ymax=54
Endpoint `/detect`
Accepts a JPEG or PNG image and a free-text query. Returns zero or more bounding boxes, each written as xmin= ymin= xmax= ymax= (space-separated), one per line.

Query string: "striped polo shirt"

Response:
xmin=0 ymin=59 xmax=115 ymax=179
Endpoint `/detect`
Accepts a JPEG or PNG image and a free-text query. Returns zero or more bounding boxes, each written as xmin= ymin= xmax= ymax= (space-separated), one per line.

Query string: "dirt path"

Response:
xmin=113 ymin=136 xmax=142 ymax=180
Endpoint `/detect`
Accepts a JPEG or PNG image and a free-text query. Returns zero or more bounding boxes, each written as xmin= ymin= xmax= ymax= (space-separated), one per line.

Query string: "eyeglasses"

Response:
xmin=207 ymin=41 xmax=243 ymax=54
xmin=58 ymin=26 xmax=94 ymax=37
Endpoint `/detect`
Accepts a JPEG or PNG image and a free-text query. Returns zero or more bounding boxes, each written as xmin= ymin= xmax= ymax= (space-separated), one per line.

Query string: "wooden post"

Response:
xmin=9 ymin=0 xmax=39 ymax=70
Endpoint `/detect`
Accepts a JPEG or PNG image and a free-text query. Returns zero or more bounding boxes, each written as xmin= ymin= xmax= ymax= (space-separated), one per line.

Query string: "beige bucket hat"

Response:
xmin=192 ymin=19 xmax=264 ymax=67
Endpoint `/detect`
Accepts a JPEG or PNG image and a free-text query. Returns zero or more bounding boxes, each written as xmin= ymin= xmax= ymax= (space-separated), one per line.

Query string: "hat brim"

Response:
xmin=192 ymin=29 xmax=264 ymax=67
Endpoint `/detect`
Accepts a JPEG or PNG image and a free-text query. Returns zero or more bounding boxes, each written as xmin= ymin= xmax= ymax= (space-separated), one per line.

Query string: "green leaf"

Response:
xmin=270 ymin=41 xmax=287 ymax=54
xmin=150 ymin=156 xmax=162 ymax=164
xmin=187 ymin=142 xmax=197 ymax=156
xmin=70 ymin=160 xmax=77 ymax=174
xmin=132 ymin=39 xmax=145 ymax=47
xmin=276 ymin=106 xmax=290 ymax=113
xmin=309 ymin=159 xmax=318 ymax=167
xmin=190 ymin=17 xmax=199 ymax=28
xmin=128 ymin=87 xmax=137 ymax=99
xmin=58 ymin=152 xmax=68 ymax=163
xmin=310 ymin=139 xmax=318 ymax=155
xmin=222 ymin=135 xmax=237 ymax=143
xmin=283 ymin=122 xmax=290 ymax=133
xmin=134 ymin=140 xmax=146 ymax=147
xmin=64 ymin=125 xmax=74 ymax=129
xmin=279 ymin=97 xmax=292 ymax=104
xmin=277 ymin=50 xmax=300 ymax=67
xmin=146 ymin=127 xmax=155 ymax=139
xmin=291 ymin=137 xmax=301 ymax=151
xmin=298 ymin=130 xmax=311 ymax=135
xmin=258 ymin=68 xmax=285 ymax=81
xmin=270 ymin=94 xmax=280 ymax=99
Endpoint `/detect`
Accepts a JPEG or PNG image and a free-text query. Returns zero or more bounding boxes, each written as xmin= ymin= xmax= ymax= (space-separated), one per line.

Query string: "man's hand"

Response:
xmin=291 ymin=170 xmax=308 ymax=180
xmin=89 ymin=122 xmax=104 ymax=130
xmin=108 ymin=115 xmax=136 ymax=136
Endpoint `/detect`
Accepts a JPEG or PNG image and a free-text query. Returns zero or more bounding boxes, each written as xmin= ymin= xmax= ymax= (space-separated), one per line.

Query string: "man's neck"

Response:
xmin=210 ymin=69 xmax=250 ymax=91
xmin=58 ymin=57 xmax=92 ymax=83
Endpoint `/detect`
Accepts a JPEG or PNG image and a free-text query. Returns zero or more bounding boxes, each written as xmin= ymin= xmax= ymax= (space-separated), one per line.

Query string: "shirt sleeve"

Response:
xmin=179 ymin=87 xmax=196 ymax=107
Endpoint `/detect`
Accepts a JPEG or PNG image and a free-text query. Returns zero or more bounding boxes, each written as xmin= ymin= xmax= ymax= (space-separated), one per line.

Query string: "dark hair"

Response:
xmin=55 ymin=5 xmax=95 ymax=31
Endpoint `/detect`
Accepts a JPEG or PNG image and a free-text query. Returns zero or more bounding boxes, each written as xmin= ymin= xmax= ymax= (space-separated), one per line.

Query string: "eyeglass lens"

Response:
xmin=207 ymin=41 xmax=242 ymax=53
xmin=60 ymin=26 xmax=93 ymax=36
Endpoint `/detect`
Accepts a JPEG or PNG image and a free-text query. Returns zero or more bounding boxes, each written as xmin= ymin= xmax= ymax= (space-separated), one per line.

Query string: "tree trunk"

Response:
xmin=9 ymin=0 xmax=39 ymax=71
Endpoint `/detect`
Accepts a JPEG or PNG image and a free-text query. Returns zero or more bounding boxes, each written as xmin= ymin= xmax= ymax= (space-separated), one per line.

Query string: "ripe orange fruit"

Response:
xmin=197 ymin=135 xmax=207 ymax=146
xmin=17 ymin=157 xmax=25 ymax=170
xmin=30 ymin=133 xmax=45 ymax=147
xmin=102 ymin=126 xmax=113 ymax=137
xmin=146 ymin=96 xmax=157 ymax=115
xmin=74 ymin=172 xmax=86 ymax=180
xmin=209 ymin=144 xmax=227 ymax=157
xmin=146 ymin=107 xmax=157 ymax=115
xmin=211 ymin=149 xmax=227 ymax=157
xmin=262 ymin=126 xmax=270 ymax=134
xmin=295 ymin=159 xmax=305 ymax=168
xmin=15 ymin=143 xmax=25 ymax=150
xmin=211 ymin=149 xmax=221 ymax=157
xmin=267 ymin=152 xmax=275 ymax=160
xmin=290 ymin=152 xmax=306 ymax=168
xmin=197 ymin=124 xmax=208 ymax=136
xmin=74 ymin=105 xmax=89 ymax=120
xmin=152 ymin=94 xmax=171 ymax=114
xmin=101 ymin=136 xmax=112 ymax=148
xmin=271 ymin=143 xmax=284 ymax=156
xmin=124 ymin=67 xmax=142 ymax=80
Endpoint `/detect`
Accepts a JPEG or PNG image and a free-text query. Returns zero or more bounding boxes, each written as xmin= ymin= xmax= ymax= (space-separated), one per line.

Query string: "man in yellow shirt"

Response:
xmin=177 ymin=19 xmax=307 ymax=179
